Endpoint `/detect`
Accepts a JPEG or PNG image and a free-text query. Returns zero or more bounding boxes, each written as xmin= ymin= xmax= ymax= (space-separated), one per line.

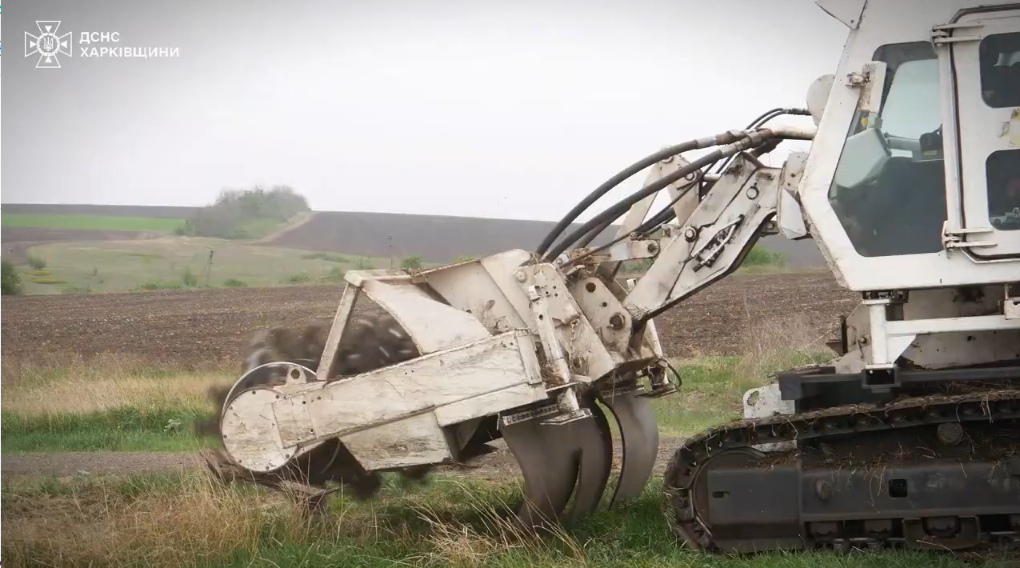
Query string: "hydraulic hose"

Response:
xmin=542 ymin=126 xmax=812 ymax=262
xmin=538 ymin=109 xmax=812 ymax=259
xmin=538 ymin=109 xmax=811 ymax=258
xmin=575 ymin=217 xmax=616 ymax=248
xmin=535 ymin=129 xmax=759 ymax=258
xmin=562 ymin=183 xmax=699 ymax=267
xmin=710 ymin=108 xmax=810 ymax=174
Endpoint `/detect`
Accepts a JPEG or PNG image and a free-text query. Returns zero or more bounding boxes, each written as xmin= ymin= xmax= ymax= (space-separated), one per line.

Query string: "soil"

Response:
xmin=1 ymin=271 xmax=857 ymax=365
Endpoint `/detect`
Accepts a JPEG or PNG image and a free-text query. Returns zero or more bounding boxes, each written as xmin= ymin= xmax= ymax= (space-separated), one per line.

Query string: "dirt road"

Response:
xmin=1 ymin=270 xmax=857 ymax=365
xmin=1 ymin=437 xmax=683 ymax=480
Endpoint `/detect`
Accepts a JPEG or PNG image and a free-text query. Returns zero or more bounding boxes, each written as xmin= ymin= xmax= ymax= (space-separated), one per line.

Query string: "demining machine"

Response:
xmin=202 ymin=0 xmax=1020 ymax=553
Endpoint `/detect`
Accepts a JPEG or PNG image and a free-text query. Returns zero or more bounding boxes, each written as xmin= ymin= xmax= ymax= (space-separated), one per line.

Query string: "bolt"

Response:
xmin=646 ymin=241 xmax=659 ymax=254
xmin=936 ymin=422 xmax=964 ymax=445
xmin=515 ymin=270 xmax=527 ymax=283
xmin=608 ymin=313 xmax=626 ymax=330
xmin=683 ymin=227 xmax=698 ymax=242
xmin=814 ymin=479 xmax=832 ymax=501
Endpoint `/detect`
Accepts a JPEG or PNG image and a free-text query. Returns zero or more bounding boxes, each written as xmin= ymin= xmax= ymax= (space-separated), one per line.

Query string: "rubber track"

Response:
xmin=662 ymin=389 xmax=1020 ymax=552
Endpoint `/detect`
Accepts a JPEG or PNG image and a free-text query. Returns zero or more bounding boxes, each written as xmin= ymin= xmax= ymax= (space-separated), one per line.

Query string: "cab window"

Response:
xmin=980 ymin=32 xmax=1020 ymax=108
xmin=988 ymin=149 xmax=1020 ymax=231
xmin=828 ymin=42 xmax=947 ymax=257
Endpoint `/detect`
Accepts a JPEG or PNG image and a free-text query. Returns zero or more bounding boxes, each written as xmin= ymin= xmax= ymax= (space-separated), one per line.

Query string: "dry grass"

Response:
xmin=2 ymin=353 xmax=233 ymax=416
xmin=412 ymin=479 xmax=587 ymax=568
xmin=1 ymin=353 xmax=232 ymax=452
xmin=734 ymin=312 xmax=835 ymax=384
xmin=3 ymin=473 xmax=996 ymax=568
xmin=2 ymin=472 xmax=316 ymax=567
xmin=1 ymin=473 xmax=589 ymax=568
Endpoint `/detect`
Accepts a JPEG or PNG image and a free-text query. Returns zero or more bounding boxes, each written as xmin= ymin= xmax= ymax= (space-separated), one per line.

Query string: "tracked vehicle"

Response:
xmin=204 ymin=0 xmax=1020 ymax=553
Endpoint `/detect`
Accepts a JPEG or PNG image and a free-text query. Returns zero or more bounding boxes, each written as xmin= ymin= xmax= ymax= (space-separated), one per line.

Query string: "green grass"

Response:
xmin=2 ymin=473 xmax=1010 ymax=568
xmin=1 ymin=407 xmax=219 ymax=453
xmin=647 ymin=357 xmax=749 ymax=436
xmin=303 ymin=252 xmax=350 ymax=263
xmin=0 ymin=354 xmax=826 ymax=454
xmin=1 ymin=356 xmax=232 ymax=453
xmin=741 ymin=245 xmax=785 ymax=267
xmin=14 ymin=237 xmax=394 ymax=295
xmin=2 ymin=213 xmax=187 ymax=232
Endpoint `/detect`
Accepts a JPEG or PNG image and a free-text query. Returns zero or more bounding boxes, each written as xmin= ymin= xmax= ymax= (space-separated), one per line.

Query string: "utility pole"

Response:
xmin=205 ymin=249 xmax=215 ymax=286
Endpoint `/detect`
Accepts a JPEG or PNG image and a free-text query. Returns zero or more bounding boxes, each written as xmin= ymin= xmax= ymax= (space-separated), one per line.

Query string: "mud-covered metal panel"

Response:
xmin=361 ymin=278 xmax=491 ymax=354
xmin=423 ymin=255 xmax=528 ymax=335
xmin=341 ymin=412 xmax=452 ymax=470
xmin=291 ymin=331 xmax=537 ymax=444
xmin=520 ymin=263 xmax=618 ymax=380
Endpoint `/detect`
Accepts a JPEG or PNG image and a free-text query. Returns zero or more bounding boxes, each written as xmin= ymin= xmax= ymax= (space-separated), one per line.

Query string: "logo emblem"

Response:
xmin=25 ymin=21 xmax=72 ymax=68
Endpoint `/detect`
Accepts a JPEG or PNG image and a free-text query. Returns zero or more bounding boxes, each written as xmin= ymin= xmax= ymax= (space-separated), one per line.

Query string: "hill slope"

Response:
xmin=267 ymin=210 xmax=828 ymax=268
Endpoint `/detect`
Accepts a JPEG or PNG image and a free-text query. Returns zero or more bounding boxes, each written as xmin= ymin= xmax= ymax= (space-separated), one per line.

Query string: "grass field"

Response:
xmin=0 ymin=314 xmax=832 ymax=454
xmin=2 ymin=333 xmax=1012 ymax=567
xmin=12 ymin=237 xmax=393 ymax=295
xmin=2 ymin=213 xmax=187 ymax=232
xmin=0 ymin=353 xmax=798 ymax=454
xmin=4 ymin=472 xmax=1010 ymax=568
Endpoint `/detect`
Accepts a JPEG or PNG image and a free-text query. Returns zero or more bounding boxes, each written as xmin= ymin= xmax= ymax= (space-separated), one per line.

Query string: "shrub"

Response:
xmin=223 ymin=278 xmax=248 ymax=288
xmin=354 ymin=257 xmax=375 ymax=270
xmin=25 ymin=269 xmax=52 ymax=276
xmin=2 ymin=260 xmax=23 ymax=295
xmin=320 ymin=266 xmax=346 ymax=282
xmin=620 ymin=258 xmax=653 ymax=274
xmin=302 ymin=252 xmax=348 ymax=263
xmin=181 ymin=267 xmax=198 ymax=287
xmin=185 ymin=185 xmax=310 ymax=239
xmin=31 ymin=277 xmax=66 ymax=284
xmin=134 ymin=281 xmax=183 ymax=291
xmin=400 ymin=255 xmax=424 ymax=270
xmin=26 ymin=255 xmax=47 ymax=270
xmin=741 ymin=246 xmax=785 ymax=267
xmin=287 ymin=272 xmax=311 ymax=284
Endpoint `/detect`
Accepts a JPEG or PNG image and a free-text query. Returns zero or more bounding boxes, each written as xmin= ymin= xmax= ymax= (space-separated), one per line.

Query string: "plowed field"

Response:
xmin=1 ymin=271 xmax=857 ymax=366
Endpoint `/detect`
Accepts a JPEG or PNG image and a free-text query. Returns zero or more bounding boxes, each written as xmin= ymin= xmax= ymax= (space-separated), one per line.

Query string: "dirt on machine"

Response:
xmin=201 ymin=0 xmax=1020 ymax=555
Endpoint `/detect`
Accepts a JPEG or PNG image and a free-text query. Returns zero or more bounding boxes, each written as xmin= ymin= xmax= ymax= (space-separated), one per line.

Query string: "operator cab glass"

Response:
xmin=828 ymin=42 xmax=946 ymax=257
xmin=980 ymin=32 xmax=1020 ymax=108
xmin=981 ymin=32 xmax=1020 ymax=231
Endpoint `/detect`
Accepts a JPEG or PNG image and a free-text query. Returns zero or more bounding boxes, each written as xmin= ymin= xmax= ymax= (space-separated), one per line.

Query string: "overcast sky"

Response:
xmin=3 ymin=0 xmax=849 ymax=221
